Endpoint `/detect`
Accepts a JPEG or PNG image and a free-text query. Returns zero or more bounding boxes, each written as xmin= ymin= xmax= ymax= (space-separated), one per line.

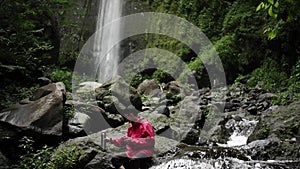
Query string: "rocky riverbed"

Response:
xmin=0 ymin=76 xmax=299 ymax=168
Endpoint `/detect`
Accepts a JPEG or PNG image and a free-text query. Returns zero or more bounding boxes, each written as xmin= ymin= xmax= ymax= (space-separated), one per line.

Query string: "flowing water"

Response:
xmin=150 ymin=118 xmax=300 ymax=169
xmin=94 ymin=0 xmax=123 ymax=83
xmin=150 ymin=158 xmax=300 ymax=169
xmin=217 ymin=118 xmax=258 ymax=147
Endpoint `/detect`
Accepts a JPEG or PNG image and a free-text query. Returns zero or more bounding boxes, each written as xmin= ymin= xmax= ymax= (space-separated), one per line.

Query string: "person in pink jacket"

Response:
xmin=106 ymin=109 xmax=155 ymax=169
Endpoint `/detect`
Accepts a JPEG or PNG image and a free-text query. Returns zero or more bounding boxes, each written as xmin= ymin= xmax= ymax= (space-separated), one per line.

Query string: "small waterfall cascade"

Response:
xmin=217 ymin=118 xmax=258 ymax=147
xmin=94 ymin=0 xmax=123 ymax=83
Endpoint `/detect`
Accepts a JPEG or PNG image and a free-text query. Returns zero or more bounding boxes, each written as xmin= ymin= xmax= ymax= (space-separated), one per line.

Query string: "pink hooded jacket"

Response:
xmin=110 ymin=118 xmax=155 ymax=158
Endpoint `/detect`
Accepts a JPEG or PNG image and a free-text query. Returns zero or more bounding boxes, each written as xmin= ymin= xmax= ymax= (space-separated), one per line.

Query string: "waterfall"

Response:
xmin=94 ymin=0 xmax=123 ymax=83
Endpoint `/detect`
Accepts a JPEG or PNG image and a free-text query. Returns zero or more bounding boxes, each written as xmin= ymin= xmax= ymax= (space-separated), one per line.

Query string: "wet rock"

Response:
xmin=75 ymin=82 xmax=102 ymax=101
xmin=169 ymin=143 xmax=250 ymax=161
xmin=166 ymin=96 xmax=202 ymax=143
xmin=0 ymin=83 xmax=66 ymax=162
xmin=137 ymin=79 xmax=161 ymax=95
xmin=95 ymin=76 xmax=142 ymax=114
xmin=181 ymin=128 xmax=200 ymax=145
xmin=156 ymin=106 xmax=170 ymax=117
xmin=66 ymin=100 xmax=121 ymax=135
xmin=68 ymin=112 xmax=91 ymax=136
xmin=165 ymin=81 xmax=182 ymax=95
xmin=247 ymin=101 xmax=300 ymax=160
xmin=202 ymin=109 xmax=259 ymax=147
xmin=84 ymin=153 xmax=114 ymax=169
xmin=164 ymin=81 xmax=184 ymax=105
xmin=258 ymin=93 xmax=277 ymax=100
xmin=151 ymin=158 xmax=300 ymax=169
xmin=37 ymin=77 xmax=52 ymax=86
xmin=241 ymin=139 xmax=279 ymax=160
xmin=139 ymin=111 xmax=170 ymax=134
xmin=247 ymin=105 xmax=257 ymax=115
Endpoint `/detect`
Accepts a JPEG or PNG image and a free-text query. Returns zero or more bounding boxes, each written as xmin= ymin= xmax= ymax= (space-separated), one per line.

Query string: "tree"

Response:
xmin=256 ymin=0 xmax=300 ymax=40
xmin=0 ymin=0 xmax=71 ymax=84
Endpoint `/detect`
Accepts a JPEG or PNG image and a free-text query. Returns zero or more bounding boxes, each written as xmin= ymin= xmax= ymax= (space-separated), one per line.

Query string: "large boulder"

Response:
xmin=137 ymin=79 xmax=161 ymax=95
xmin=66 ymin=100 xmax=124 ymax=137
xmin=164 ymin=81 xmax=183 ymax=105
xmin=139 ymin=95 xmax=202 ymax=145
xmin=139 ymin=111 xmax=170 ymax=134
xmin=167 ymin=96 xmax=202 ymax=145
xmin=246 ymin=101 xmax=300 ymax=160
xmin=74 ymin=82 xmax=102 ymax=101
xmin=0 ymin=82 xmax=66 ymax=137
xmin=68 ymin=111 xmax=91 ymax=136
xmin=0 ymin=82 xmax=66 ymax=161
xmin=61 ymin=125 xmax=179 ymax=169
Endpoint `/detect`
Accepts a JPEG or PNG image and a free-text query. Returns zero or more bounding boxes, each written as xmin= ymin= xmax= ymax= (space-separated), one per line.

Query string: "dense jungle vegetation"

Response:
xmin=1 ymin=0 xmax=300 ymax=110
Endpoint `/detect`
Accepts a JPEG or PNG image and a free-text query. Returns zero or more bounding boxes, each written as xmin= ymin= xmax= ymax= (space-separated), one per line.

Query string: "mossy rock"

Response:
xmin=248 ymin=101 xmax=300 ymax=142
xmin=95 ymin=76 xmax=143 ymax=113
xmin=247 ymin=101 xmax=300 ymax=160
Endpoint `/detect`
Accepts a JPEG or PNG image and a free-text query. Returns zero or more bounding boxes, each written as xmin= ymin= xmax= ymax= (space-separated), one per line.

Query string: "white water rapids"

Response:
xmin=217 ymin=118 xmax=258 ymax=147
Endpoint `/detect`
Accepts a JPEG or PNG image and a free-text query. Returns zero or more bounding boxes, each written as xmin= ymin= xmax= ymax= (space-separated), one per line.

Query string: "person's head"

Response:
xmin=121 ymin=106 xmax=139 ymax=123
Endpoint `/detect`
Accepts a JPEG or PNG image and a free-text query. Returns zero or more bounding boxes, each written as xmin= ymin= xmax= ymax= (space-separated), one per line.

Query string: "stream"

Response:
xmin=150 ymin=117 xmax=300 ymax=169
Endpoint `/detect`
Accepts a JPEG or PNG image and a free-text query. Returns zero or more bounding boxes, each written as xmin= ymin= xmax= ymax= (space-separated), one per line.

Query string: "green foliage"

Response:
xmin=0 ymin=84 xmax=39 ymax=109
xmin=239 ymin=58 xmax=300 ymax=105
xmin=130 ymin=73 xmax=151 ymax=88
xmin=246 ymin=58 xmax=288 ymax=90
xmin=17 ymin=137 xmax=53 ymax=169
xmin=58 ymin=51 xmax=79 ymax=68
xmin=0 ymin=0 xmax=72 ymax=79
xmin=256 ymin=0 xmax=279 ymax=18
xmin=256 ymin=0 xmax=280 ymax=39
xmin=211 ymin=35 xmax=238 ymax=70
xmin=146 ymin=35 xmax=192 ymax=63
xmin=50 ymin=145 xmax=85 ymax=169
xmin=256 ymin=0 xmax=300 ymax=40
xmin=271 ymin=60 xmax=300 ymax=105
xmin=187 ymin=56 xmax=204 ymax=82
xmin=145 ymin=0 xmax=267 ymax=85
xmin=18 ymin=146 xmax=53 ymax=169
xmin=50 ymin=68 xmax=72 ymax=91
xmin=63 ymin=104 xmax=75 ymax=119
xmin=0 ymin=0 xmax=80 ymax=110
xmin=152 ymin=69 xmax=174 ymax=83
xmin=17 ymin=137 xmax=86 ymax=169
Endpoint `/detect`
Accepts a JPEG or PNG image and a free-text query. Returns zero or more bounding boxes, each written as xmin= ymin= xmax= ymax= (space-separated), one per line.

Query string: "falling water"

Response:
xmin=217 ymin=118 xmax=258 ymax=147
xmin=94 ymin=0 xmax=123 ymax=83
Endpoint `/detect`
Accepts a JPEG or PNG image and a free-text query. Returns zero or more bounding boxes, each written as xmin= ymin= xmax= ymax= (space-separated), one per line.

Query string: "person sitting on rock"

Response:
xmin=105 ymin=108 xmax=155 ymax=169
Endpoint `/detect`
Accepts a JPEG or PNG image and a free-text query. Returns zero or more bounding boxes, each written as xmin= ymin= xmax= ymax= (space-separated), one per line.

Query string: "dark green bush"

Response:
xmin=17 ymin=137 xmax=86 ymax=169
xmin=50 ymin=68 xmax=73 ymax=91
xmin=152 ymin=69 xmax=174 ymax=83
xmin=246 ymin=58 xmax=288 ymax=90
